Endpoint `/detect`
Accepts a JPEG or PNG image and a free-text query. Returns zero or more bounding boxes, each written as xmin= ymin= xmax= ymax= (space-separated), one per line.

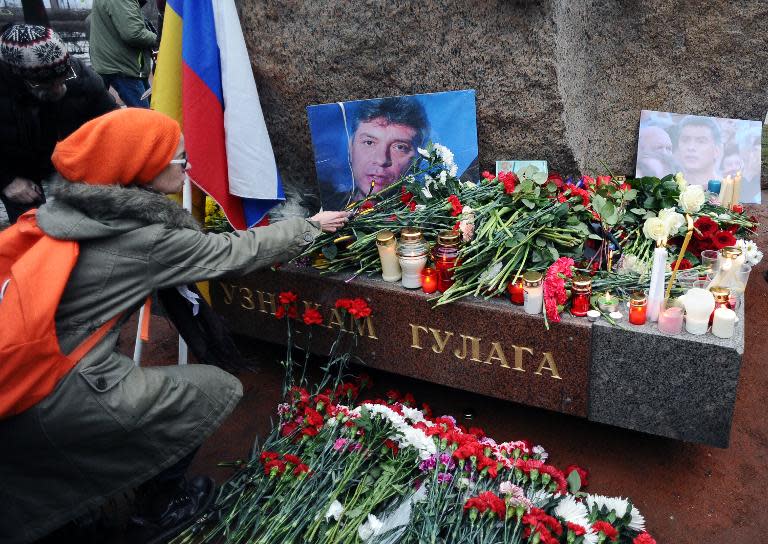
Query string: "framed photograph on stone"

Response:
xmin=307 ymin=90 xmax=479 ymax=210
xmin=636 ymin=110 xmax=762 ymax=203
xmin=495 ymin=160 xmax=548 ymax=177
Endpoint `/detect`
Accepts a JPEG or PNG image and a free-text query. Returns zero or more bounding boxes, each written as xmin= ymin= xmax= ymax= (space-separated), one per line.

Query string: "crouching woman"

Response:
xmin=0 ymin=108 xmax=348 ymax=543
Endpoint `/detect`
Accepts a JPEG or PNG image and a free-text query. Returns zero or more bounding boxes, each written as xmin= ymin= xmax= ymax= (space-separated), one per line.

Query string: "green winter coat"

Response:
xmin=90 ymin=0 xmax=156 ymax=78
xmin=0 ymin=179 xmax=320 ymax=543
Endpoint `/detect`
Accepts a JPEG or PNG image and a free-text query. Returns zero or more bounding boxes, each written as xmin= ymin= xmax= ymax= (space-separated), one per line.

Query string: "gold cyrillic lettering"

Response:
xmin=453 ymin=334 xmax=482 ymax=362
xmin=484 ymin=341 xmax=509 ymax=367
xmin=220 ymin=282 xmax=236 ymax=305
xmin=410 ymin=324 xmax=429 ymax=349
xmin=239 ymin=287 xmax=256 ymax=310
xmin=535 ymin=352 xmax=562 ymax=379
xmin=510 ymin=345 xmax=533 ymax=372
xmin=354 ymin=316 xmax=378 ymax=339
xmin=429 ymin=328 xmax=454 ymax=354
xmin=255 ymin=290 xmax=277 ymax=315
xmin=327 ymin=308 xmax=347 ymax=331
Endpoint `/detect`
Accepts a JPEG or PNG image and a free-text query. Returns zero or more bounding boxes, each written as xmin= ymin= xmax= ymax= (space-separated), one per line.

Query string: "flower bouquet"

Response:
xmin=171 ymin=295 xmax=658 ymax=544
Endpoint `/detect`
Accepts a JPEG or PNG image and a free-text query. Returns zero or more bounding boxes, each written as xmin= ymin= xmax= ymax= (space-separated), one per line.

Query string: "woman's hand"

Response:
xmin=309 ymin=211 xmax=351 ymax=233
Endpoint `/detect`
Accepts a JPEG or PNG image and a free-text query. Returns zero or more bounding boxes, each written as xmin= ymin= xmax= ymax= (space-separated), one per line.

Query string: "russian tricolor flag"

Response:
xmin=152 ymin=0 xmax=283 ymax=229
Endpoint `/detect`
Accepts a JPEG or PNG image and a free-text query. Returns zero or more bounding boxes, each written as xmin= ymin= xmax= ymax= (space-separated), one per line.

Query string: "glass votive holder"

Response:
xmin=692 ymin=279 xmax=709 ymax=290
xmin=700 ymin=250 xmax=720 ymax=275
xmin=730 ymin=264 xmax=752 ymax=309
xmin=658 ymin=304 xmax=684 ymax=335
xmin=421 ymin=267 xmax=438 ymax=294
xmin=676 ymin=269 xmax=700 ymax=290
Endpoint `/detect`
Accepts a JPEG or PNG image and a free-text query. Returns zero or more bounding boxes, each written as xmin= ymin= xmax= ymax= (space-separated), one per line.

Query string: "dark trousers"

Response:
xmin=0 ymin=186 xmax=45 ymax=224
xmin=100 ymin=74 xmax=151 ymax=108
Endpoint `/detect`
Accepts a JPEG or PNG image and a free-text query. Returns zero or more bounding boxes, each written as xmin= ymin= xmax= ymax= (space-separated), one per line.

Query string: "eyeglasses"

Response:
xmin=25 ymin=63 xmax=77 ymax=89
xmin=170 ymin=157 xmax=192 ymax=171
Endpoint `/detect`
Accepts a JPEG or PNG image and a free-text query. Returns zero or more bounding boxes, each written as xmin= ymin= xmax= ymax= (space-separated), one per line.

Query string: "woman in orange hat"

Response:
xmin=0 ymin=108 xmax=349 ymax=544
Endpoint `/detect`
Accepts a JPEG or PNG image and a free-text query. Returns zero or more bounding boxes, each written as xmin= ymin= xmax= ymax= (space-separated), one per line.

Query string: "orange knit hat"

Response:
xmin=52 ymin=108 xmax=182 ymax=185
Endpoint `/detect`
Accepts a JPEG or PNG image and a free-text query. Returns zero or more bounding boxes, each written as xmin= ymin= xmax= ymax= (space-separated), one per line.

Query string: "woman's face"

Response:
xmin=148 ymin=137 xmax=187 ymax=194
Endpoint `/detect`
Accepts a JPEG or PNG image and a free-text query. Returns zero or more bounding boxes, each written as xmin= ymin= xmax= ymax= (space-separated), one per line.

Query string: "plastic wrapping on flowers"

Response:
xmin=170 ymin=295 xmax=657 ymax=544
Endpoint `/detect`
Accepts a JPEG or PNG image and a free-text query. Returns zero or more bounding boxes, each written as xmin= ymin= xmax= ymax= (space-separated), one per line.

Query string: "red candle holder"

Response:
xmin=507 ymin=278 xmax=524 ymax=305
xmin=421 ymin=267 xmax=438 ymax=294
xmin=628 ymin=291 xmax=647 ymax=325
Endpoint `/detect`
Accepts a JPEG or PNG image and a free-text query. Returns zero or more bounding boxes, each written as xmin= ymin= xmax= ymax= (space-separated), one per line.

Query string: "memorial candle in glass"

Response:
xmin=658 ymin=305 xmax=684 ymax=335
xmin=507 ymin=277 xmax=525 ymax=305
xmin=396 ymin=228 xmax=428 ymax=289
xmin=570 ymin=275 xmax=592 ymax=317
xmin=709 ymin=286 xmax=732 ymax=325
xmin=433 ymin=230 xmax=460 ymax=292
xmin=421 ymin=267 xmax=438 ymax=294
xmin=376 ymin=230 xmax=401 ymax=282
xmin=629 ymin=291 xmax=648 ymax=325
xmin=523 ymin=271 xmax=543 ymax=315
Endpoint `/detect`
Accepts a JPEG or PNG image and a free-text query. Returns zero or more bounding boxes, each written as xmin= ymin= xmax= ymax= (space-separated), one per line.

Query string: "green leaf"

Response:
xmin=322 ymin=243 xmax=338 ymax=260
xmin=588 ymin=233 xmax=604 ymax=240
xmin=535 ymin=237 xmax=547 ymax=247
xmin=567 ymin=470 xmax=582 ymax=493
xmin=591 ymin=194 xmax=607 ymax=212
xmin=548 ymin=246 xmax=560 ymax=260
xmin=573 ymin=204 xmax=586 ymax=212
xmin=623 ymin=189 xmax=639 ymax=201
xmin=630 ymin=208 xmax=646 ymax=215
xmin=531 ymin=172 xmax=548 ymax=185
xmin=521 ymin=199 xmax=536 ymax=209
xmin=643 ymin=196 xmax=656 ymax=208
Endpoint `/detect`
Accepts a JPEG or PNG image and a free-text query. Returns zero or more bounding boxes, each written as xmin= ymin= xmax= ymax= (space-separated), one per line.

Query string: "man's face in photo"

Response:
xmin=350 ymin=118 xmax=418 ymax=195
xmin=676 ymin=124 xmax=718 ymax=172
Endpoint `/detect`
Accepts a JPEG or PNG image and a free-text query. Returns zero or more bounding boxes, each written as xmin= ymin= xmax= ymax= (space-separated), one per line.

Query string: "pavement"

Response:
xmin=105 ymin=200 xmax=768 ymax=544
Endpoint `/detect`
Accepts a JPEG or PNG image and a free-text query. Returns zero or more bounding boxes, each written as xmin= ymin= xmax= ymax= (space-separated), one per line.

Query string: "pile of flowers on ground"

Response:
xmin=297 ymin=145 xmax=759 ymax=321
xmin=171 ymin=295 xmax=656 ymax=544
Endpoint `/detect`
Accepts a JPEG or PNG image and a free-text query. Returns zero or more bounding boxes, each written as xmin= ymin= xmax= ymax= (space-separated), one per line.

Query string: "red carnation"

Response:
xmin=694 ymin=216 xmax=718 ymax=241
xmin=278 ymin=291 xmax=298 ymax=305
xmin=275 ymin=305 xmax=298 ymax=319
xmin=283 ymin=454 xmax=302 ymax=466
xmin=566 ymin=522 xmax=587 ymax=536
xmin=592 ymin=520 xmax=619 ymax=542
xmin=499 ymin=171 xmax=518 ymax=194
xmin=676 ymin=258 xmax=693 ymax=271
xmin=347 ymin=298 xmax=371 ymax=319
xmin=712 ymin=230 xmax=737 ymax=249
xmin=384 ymin=439 xmax=399 ymax=456
xmin=447 ymin=194 xmax=463 ymax=216
xmin=360 ymin=200 xmax=375 ymax=210
xmin=293 ymin=463 xmax=310 ymax=477
xmin=302 ymin=307 xmax=323 ymax=326
xmin=564 ymin=464 xmax=589 ymax=488
xmin=633 ymin=532 xmax=657 ymax=544
xmin=400 ymin=186 xmax=414 ymax=204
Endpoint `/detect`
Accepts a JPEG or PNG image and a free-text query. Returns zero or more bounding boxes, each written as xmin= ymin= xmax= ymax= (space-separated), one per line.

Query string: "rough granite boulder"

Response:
xmin=239 ymin=0 xmax=767 ymax=207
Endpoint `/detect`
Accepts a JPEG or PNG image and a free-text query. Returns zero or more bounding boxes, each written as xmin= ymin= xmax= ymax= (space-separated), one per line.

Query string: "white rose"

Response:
xmin=675 ymin=172 xmax=687 ymax=191
xmin=325 ymin=500 xmax=344 ymax=521
xmin=643 ymin=217 xmax=669 ymax=243
xmin=678 ymin=185 xmax=706 ymax=213
xmin=658 ymin=208 xmax=685 ymax=235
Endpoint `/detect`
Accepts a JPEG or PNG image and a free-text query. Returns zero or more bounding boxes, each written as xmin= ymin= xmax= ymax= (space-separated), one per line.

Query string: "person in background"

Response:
xmin=0 ymin=108 xmax=349 ymax=544
xmin=0 ymin=23 xmax=118 ymax=224
xmin=90 ymin=0 xmax=156 ymax=108
xmin=720 ymin=145 xmax=744 ymax=179
xmin=673 ymin=116 xmax=722 ymax=188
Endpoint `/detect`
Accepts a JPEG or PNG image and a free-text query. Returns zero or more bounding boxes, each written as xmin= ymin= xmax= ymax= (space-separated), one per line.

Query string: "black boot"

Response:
xmin=128 ymin=475 xmax=215 ymax=544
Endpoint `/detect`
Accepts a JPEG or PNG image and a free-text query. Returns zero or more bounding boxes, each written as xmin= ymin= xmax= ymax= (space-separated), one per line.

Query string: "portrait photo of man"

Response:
xmin=636 ymin=110 xmax=762 ymax=203
xmin=308 ymin=90 xmax=478 ymax=210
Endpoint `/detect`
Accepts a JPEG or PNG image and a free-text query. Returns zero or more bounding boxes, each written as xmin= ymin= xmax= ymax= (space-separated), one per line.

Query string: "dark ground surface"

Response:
xmin=42 ymin=198 xmax=768 ymax=543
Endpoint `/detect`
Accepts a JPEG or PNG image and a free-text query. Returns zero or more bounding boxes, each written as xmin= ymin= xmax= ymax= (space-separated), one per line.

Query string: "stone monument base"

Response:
xmin=211 ymin=265 xmax=744 ymax=448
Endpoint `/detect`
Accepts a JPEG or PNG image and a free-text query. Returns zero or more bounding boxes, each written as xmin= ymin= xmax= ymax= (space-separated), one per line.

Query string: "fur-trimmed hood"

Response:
xmin=37 ymin=177 xmax=200 ymax=241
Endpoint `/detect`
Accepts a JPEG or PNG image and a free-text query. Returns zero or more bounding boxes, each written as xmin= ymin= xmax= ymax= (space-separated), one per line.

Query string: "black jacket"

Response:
xmin=0 ymin=58 xmax=118 ymax=191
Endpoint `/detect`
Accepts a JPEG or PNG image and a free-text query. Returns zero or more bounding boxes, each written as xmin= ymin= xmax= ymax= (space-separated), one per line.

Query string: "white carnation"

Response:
xmin=678 ymin=185 xmax=706 ymax=213
xmin=421 ymin=186 xmax=433 ymax=199
xmin=438 ymin=170 xmax=448 ymax=185
xmin=325 ymin=500 xmax=344 ymax=521
xmin=357 ymin=514 xmax=383 ymax=541
xmin=417 ymin=147 xmax=430 ymax=159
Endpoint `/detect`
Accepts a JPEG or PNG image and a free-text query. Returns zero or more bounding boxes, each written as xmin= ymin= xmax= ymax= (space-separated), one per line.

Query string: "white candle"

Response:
xmin=719 ymin=176 xmax=733 ymax=208
xmin=376 ymin=235 xmax=401 ymax=282
xmin=732 ymin=171 xmax=742 ymax=205
xmin=646 ymin=246 xmax=667 ymax=322
xmin=711 ymin=307 xmax=736 ymax=338
xmin=399 ymin=256 xmax=427 ymax=288
xmin=682 ymin=287 xmax=715 ymax=335
xmin=523 ymin=284 xmax=543 ymax=315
